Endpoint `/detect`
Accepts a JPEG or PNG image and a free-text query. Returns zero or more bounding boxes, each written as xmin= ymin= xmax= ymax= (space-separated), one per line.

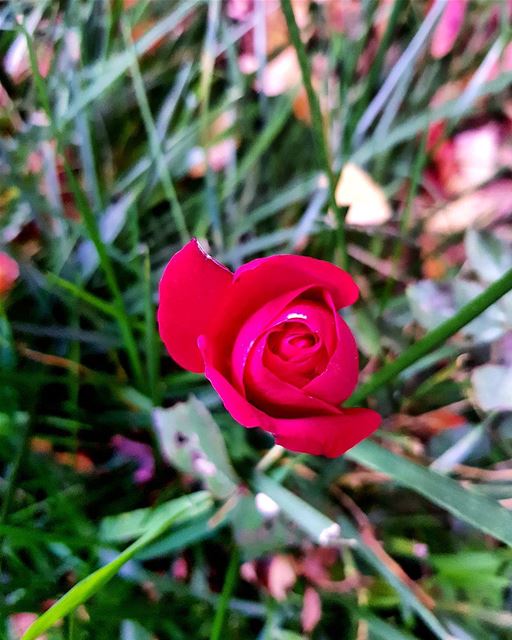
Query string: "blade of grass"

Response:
xmin=348 ymin=266 xmax=512 ymax=406
xmin=199 ymin=0 xmax=223 ymax=250
xmin=61 ymin=0 xmax=202 ymax=124
xmin=21 ymin=492 xmax=212 ymax=640
xmin=21 ymin=22 xmax=145 ymax=388
xmin=340 ymin=517 xmax=451 ymax=640
xmin=353 ymin=71 xmax=512 ymax=164
xmin=280 ymin=0 xmax=348 ymax=269
xmin=344 ymin=440 xmax=512 ymax=547
xmin=354 ymin=0 xmax=448 ymax=143
xmin=209 ymin=546 xmax=240 ymax=640
xmin=121 ymin=19 xmax=189 ymax=243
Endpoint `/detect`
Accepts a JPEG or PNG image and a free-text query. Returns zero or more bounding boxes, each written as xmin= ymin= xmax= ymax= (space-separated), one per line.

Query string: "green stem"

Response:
xmin=209 ymin=546 xmax=239 ymax=640
xmin=348 ymin=266 xmax=512 ymax=406
xmin=280 ymin=0 xmax=348 ymax=269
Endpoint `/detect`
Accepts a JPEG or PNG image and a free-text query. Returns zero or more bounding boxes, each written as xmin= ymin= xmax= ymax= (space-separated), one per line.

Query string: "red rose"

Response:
xmin=158 ymin=239 xmax=381 ymax=457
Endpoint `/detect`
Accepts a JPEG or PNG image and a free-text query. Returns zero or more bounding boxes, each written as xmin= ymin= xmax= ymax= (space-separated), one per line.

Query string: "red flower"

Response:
xmin=157 ymin=240 xmax=381 ymax=457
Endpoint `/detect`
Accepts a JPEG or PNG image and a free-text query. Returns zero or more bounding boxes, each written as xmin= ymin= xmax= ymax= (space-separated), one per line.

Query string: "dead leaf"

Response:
xmin=334 ymin=163 xmax=392 ymax=226
xmin=426 ymin=179 xmax=512 ymax=234
xmin=188 ymin=110 xmax=238 ymax=177
xmin=256 ymin=46 xmax=301 ymax=97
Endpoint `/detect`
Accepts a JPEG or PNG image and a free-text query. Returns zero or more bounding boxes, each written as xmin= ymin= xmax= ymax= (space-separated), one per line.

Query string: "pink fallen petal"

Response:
xmin=0 ymin=252 xmax=19 ymax=296
xmin=9 ymin=613 xmax=47 ymax=640
xmin=301 ymin=586 xmax=322 ymax=633
xmin=430 ymin=0 xmax=467 ymax=59
xmin=111 ymin=435 xmax=155 ymax=484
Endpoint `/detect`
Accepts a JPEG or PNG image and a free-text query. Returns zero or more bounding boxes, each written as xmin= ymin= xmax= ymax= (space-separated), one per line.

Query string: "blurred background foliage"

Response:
xmin=1 ymin=0 xmax=512 ymax=638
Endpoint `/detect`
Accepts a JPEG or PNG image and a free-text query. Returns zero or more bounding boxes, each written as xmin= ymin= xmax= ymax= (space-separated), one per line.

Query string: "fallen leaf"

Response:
xmin=334 ymin=163 xmax=392 ymax=226
xmin=256 ymin=46 xmax=301 ymax=97
xmin=425 ymin=179 xmax=512 ymax=234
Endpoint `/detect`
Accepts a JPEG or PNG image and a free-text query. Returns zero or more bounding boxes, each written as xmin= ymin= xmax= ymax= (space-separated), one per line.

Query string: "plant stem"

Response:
xmin=348 ymin=266 xmax=512 ymax=406
xmin=209 ymin=546 xmax=239 ymax=640
xmin=280 ymin=0 xmax=348 ymax=269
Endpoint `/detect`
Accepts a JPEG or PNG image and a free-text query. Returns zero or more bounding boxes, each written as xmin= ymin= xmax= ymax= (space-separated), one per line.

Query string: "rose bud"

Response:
xmin=157 ymin=240 xmax=381 ymax=457
xmin=0 ymin=252 xmax=19 ymax=297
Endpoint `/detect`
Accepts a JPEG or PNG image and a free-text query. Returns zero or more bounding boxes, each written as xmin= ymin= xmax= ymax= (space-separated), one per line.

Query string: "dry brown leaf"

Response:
xmin=256 ymin=46 xmax=301 ymax=97
xmin=334 ymin=163 xmax=392 ymax=226
xmin=425 ymin=179 xmax=512 ymax=234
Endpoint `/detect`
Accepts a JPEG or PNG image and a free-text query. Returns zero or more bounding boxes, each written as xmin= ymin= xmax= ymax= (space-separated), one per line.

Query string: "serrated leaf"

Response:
xmin=99 ymin=491 xmax=211 ymax=543
xmin=153 ymin=396 xmax=238 ymax=499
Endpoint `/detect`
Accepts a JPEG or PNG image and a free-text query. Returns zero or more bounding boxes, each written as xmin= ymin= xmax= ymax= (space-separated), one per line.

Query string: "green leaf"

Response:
xmin=99 ymin=491 xmax=211 ymax=543
xmin=365 ymin=615 xmax=417 ymax=640
xmin=254 ymin=474 xmax=343 ymax=546
xmin=153 ymin=396 xmax=238 ymax=499
xmin=21 ymin=492 xmax=212 ymax=640
xmin=345 ymin=440 xmax=512 ymax=546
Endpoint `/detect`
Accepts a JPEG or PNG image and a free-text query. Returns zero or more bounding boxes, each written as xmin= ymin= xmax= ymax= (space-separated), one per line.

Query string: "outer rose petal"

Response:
xmin=207 ymin=255 xmax=359 ymax=359
xmin=198 ymin=336 xmax=260 ymax=427
xmin=270 ymin=408 xmax=382 ymax=457
xmin=234 ymin=254 xmax=359 ymax=310
xmin=158 ymin=239 xmax=233 ymax=372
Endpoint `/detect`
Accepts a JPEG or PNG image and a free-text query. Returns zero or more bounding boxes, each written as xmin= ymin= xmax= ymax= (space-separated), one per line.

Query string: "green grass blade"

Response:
xmin=21 ymin=22 xmax=145 ymax=388
xmin=209 ymin=546 xmax=240 ymax=640
xmin=280 ymin=0 xmax=348 ymax=268
xmin=121 ymin=20 xmax=189 ymax=243
xmin=349 ymin=266 xmax=512 ymax=406
xmin=345 ymin=440 xmax=512 ymax=546
xmin=21 ymin=492 xmax=212 ymax=640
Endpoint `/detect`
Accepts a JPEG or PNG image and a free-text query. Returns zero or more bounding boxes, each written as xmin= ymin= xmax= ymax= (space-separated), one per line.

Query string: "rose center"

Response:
xmin=267 ymin=321 xmax=320 ymax=361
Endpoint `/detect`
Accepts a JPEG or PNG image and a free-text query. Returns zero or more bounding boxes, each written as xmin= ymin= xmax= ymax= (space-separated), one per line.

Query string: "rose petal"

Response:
xmin=244 ymin=334 xmax=339 ymax=418
xmin=231 ymin=286 xmax=314 ymax=390
xmin=233 ymin=254 xmax=359 ymax=310
xmin=198 ymin=336 xmax=260 ymax=427
xmin=303 ymin=306 xmax=358 ymax=405
xmin=270 ymin=408 xmax=382 ymax=457
xmin=158 ymin=239 xmax=233 ymax=372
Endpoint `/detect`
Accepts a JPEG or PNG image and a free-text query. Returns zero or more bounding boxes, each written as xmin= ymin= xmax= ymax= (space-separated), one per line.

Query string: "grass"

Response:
xmin=1 ymin=1 xmax=512 ymax=639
